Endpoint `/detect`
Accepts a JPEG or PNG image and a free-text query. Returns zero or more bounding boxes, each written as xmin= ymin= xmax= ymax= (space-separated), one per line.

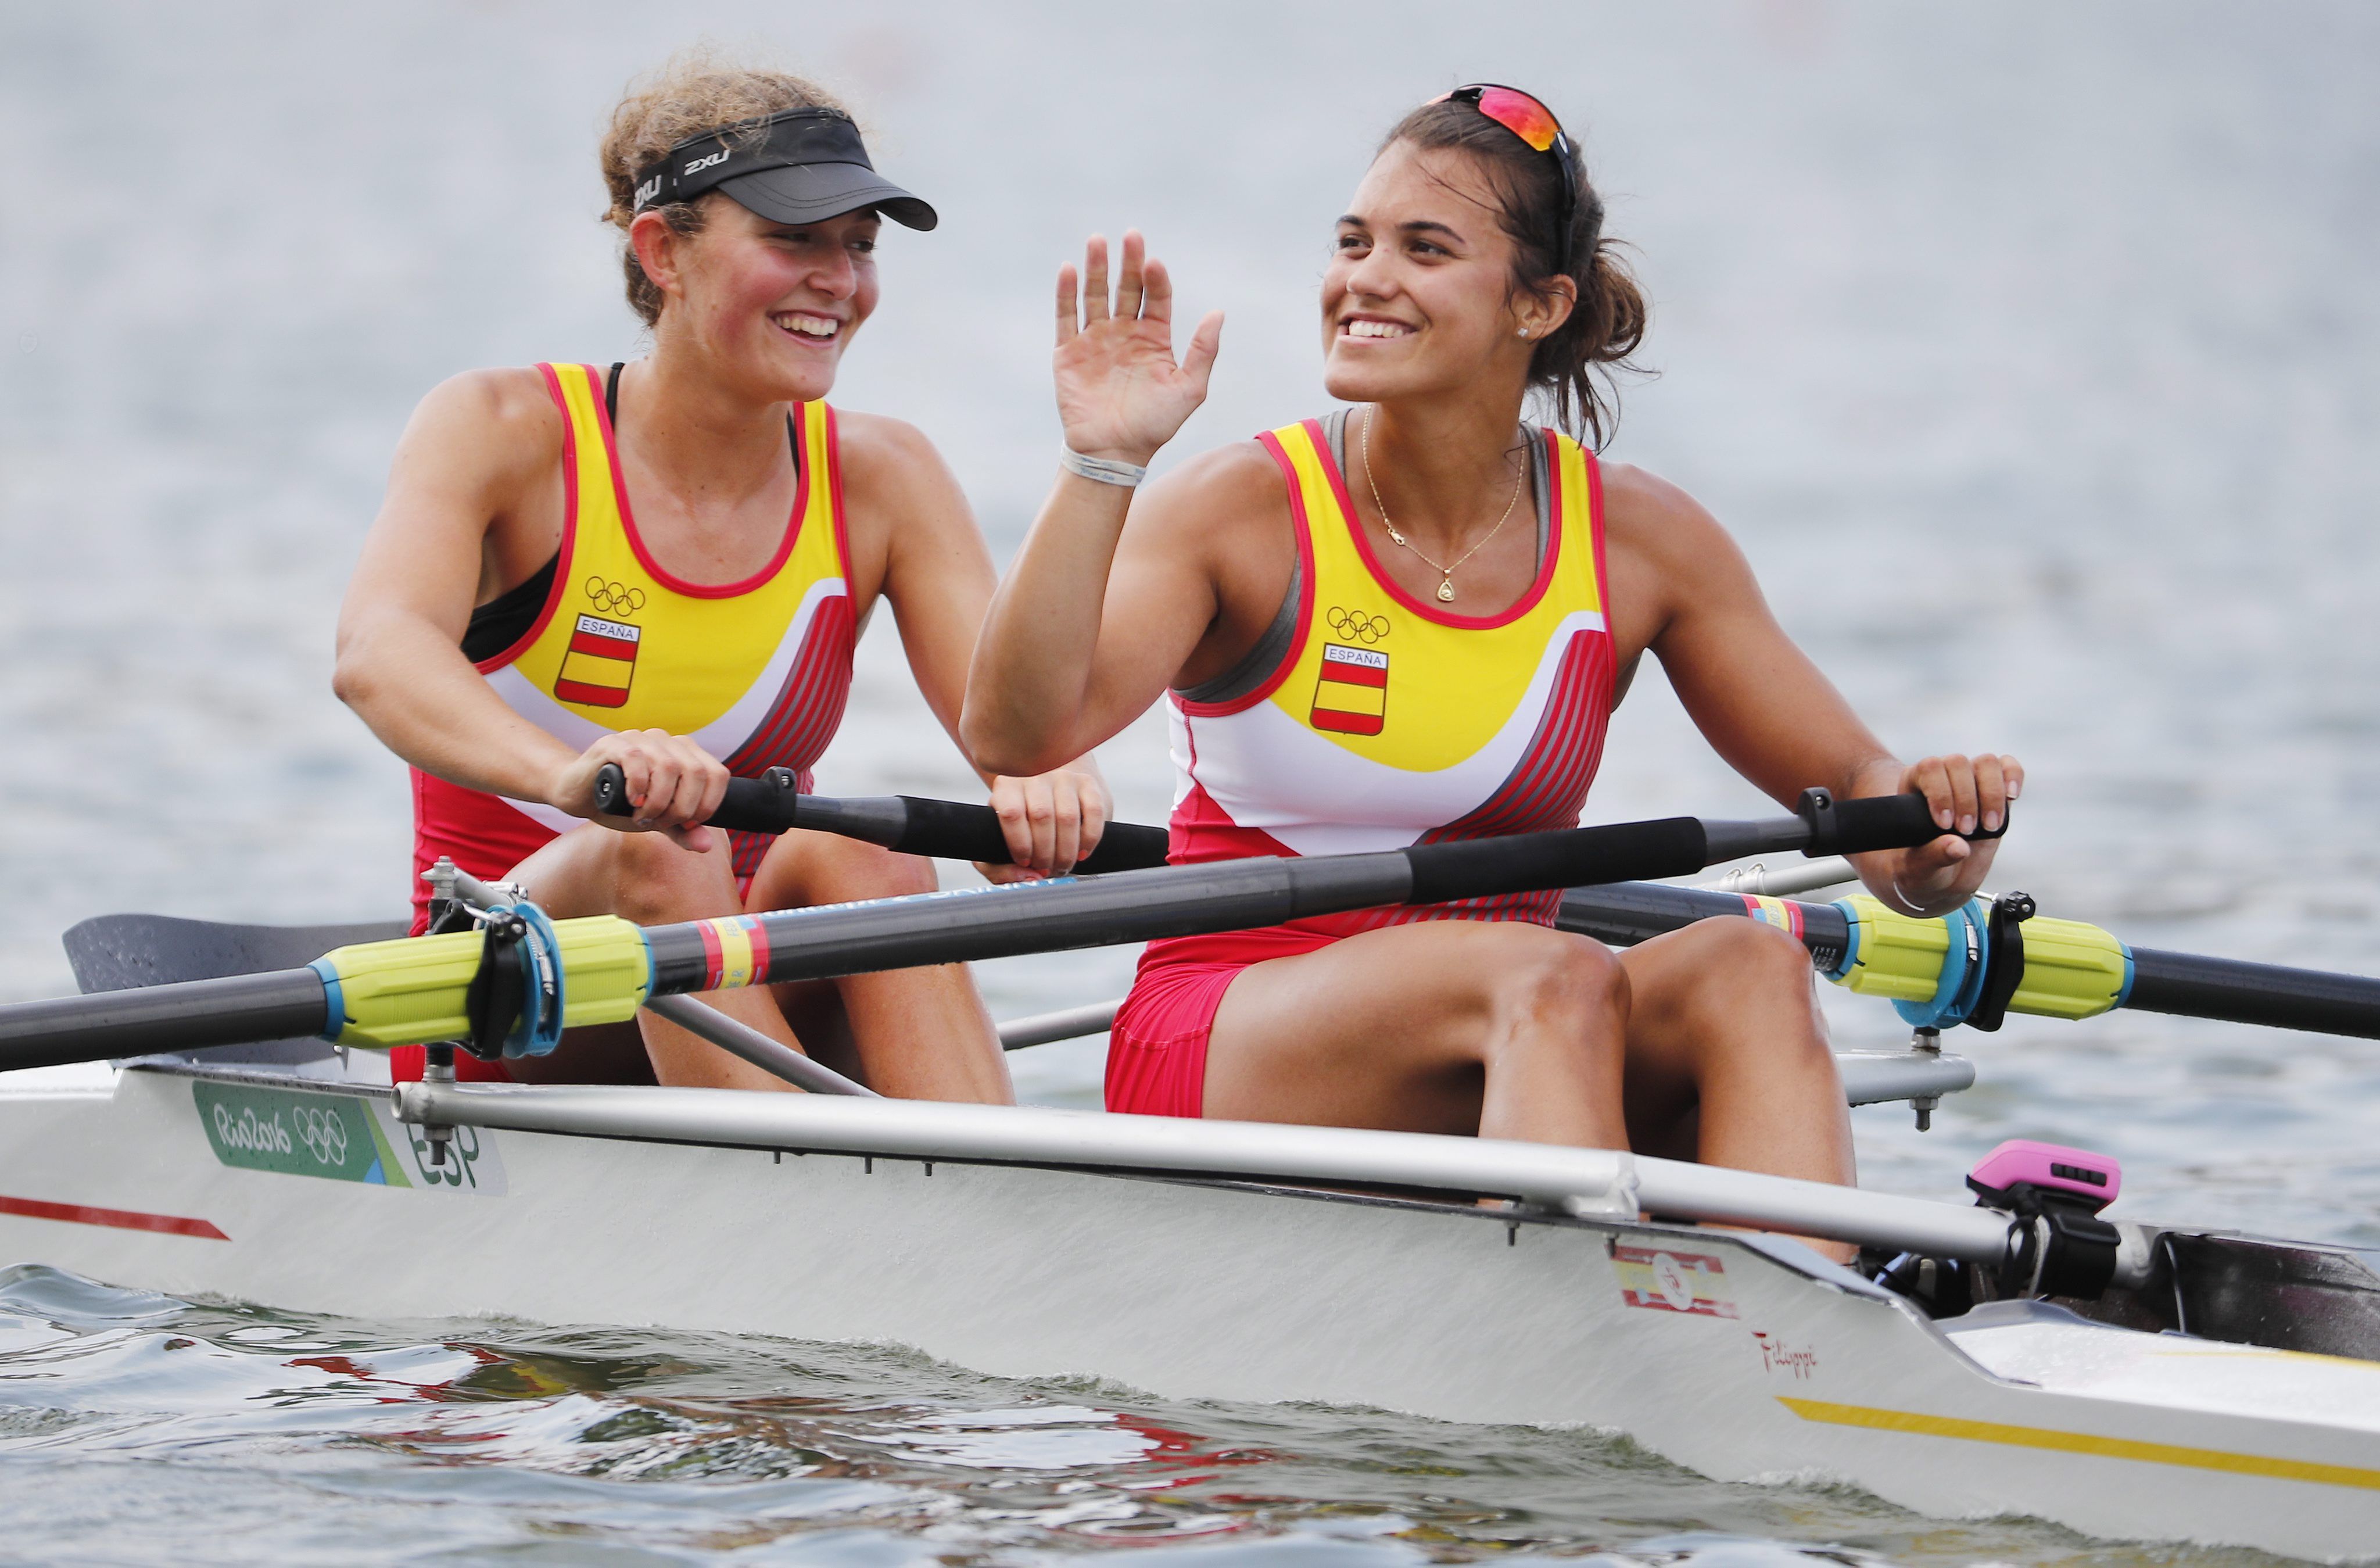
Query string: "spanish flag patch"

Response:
xmin=1310 ymin=643 xmax=1388 ymax=735
xmin=555 ymin=614 xmax=641 ymax=708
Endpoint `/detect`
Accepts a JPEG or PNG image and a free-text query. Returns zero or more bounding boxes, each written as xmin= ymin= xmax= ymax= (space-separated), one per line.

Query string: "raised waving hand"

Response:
xmin=1055 ymin=231 xmax=1223 ymax=466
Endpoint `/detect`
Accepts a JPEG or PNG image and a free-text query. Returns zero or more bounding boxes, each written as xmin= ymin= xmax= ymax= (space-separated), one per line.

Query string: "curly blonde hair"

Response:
xmin=598 ymin=52 xmax=850 ymax=326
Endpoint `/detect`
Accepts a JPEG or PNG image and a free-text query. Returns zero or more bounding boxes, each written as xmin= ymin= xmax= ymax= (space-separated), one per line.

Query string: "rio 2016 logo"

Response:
xmin=195 ymin=1083 xmax=504 ymax=1194
xmin=211 ymin=1102 xmax=292 ymax=1155
xmin=212 ymin=1101 xmax=350 ymax=1168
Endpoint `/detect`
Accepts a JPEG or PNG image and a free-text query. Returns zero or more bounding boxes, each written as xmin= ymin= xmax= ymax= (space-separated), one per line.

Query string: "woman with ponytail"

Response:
xmin=962 ymin=87 xmax=2019 ymax=1216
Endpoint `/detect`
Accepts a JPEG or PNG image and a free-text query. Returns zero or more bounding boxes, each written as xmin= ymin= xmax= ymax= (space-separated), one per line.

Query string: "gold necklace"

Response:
xmin=1360 ymin=406 xmax=1526 ymax=603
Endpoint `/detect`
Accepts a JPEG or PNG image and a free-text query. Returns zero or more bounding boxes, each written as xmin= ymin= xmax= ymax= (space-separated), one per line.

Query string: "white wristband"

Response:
xmin=1059 ymin=446 xmax=1148 ymax=488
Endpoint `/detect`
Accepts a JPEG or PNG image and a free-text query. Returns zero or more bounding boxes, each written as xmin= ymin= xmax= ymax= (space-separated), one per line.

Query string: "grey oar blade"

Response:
xmin=61 ymin=913 xmax=406 ymax=1066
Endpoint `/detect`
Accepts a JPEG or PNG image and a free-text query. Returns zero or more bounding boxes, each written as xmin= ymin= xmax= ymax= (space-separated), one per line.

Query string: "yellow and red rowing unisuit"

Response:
xmin=1107 ymin=412 xmax=1616 ymax=1118
xmin=410 ymin=362 xmax=858 ymax=923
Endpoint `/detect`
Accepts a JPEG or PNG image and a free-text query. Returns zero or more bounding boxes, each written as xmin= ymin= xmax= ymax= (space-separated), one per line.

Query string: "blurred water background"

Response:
xmin=2 ymin=1 xmax=2377 ymax=1561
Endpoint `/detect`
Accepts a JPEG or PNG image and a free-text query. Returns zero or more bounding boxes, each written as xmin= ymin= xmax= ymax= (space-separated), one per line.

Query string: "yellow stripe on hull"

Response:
xmin=1780 ymin=1396 xmax=2380 ymax=1491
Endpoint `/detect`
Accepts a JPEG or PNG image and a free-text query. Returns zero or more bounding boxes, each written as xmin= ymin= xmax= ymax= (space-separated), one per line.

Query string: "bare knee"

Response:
xmin=1482 ymin=927 xmax=1629 ymax=1041
xmin=1655 ymin=919 xmax=1817 ymax=1010
xmin=828 ymin=840 xmax=937 ymax=900
xmin=751 ymin=832 xmax=937 ymax=912
xmin=604 ymin=832 xmax=740 ymax=925
xmin=1666 ymin=919 xmax=1830 ymax=1065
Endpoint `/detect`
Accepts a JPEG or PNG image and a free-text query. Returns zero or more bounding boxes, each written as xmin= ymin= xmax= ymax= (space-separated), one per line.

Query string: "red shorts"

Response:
xmin=1105 ymin=926 xmax=1338 ymax=1118
xmin=390 ymin=1043 xmax=515 ymax=1083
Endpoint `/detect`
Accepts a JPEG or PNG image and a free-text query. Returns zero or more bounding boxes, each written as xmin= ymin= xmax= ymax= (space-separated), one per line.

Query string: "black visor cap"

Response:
xmin=721 ymin=163 xmax=936 ymax=230
xmin=633 ymin=108 xmax=937 ymax=232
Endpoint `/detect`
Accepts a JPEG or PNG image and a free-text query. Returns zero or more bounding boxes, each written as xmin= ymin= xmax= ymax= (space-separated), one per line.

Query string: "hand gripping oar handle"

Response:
xmin=592 ymin=764 xmax=1174 ymax=875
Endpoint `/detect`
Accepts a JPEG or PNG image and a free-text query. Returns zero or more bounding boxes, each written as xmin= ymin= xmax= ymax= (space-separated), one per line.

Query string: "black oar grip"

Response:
xmin=1798 ymin=789 xmax=1983 ymax=857
xmin=593 ymin=763 xmax=798 ymax=833
xmin=591 ymin=762 xmax=1171 ymax=874
xmin=892 ymin=796 xmax=1171 ymax=875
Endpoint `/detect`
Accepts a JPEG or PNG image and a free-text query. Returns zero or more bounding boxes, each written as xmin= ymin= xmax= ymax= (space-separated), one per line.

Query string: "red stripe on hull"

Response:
xmin=0 ymin=1194 xmax=228 ymax=1241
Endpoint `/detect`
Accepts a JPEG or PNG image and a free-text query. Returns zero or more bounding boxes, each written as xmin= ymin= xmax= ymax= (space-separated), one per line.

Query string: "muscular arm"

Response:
xmin=1612 ymin=466 xmax=1896 ymax=809
xmin=843 ymin=412 xmax=1116 ymax=872
xmin=842 ymin=414 xmax=1002 ymax=747
xmin=1608 ymin=464 xmax=2016 ymax=914
xmin=962 ymin=443 xmax=1286 ymax=776
xmin=334 ymin=371 xmax=727 ymax=842
xmin=332 ymin=370 xmax=579 ymax=803
xmin=962 ymin=230 xmax=1232 ymax=778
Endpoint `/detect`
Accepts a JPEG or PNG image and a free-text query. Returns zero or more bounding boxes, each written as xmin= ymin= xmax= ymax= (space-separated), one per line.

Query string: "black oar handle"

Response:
xmin=592 ymin=763 xmax=1173 ymax=875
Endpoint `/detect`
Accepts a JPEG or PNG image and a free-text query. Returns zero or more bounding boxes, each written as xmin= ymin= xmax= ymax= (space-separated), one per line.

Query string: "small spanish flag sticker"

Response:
xmin=1311 ymin=643 xmax=1388 ymax=735
xmin=555 ymin=614 xmax=640 ymax=708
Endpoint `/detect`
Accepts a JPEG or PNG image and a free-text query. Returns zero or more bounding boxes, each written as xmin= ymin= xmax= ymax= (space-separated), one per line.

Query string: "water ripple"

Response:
xmin=0 ymin=1268 xmax=2293 ymax=1566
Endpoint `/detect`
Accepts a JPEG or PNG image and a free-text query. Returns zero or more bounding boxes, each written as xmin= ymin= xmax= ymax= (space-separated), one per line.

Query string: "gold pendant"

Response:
xmin=1436 ymin=578 xmax=1456 ymax=602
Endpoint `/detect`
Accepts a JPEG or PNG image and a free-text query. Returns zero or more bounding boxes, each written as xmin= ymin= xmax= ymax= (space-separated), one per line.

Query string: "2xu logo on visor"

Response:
xmin=631 ymin=107 xmax=873 ymax=212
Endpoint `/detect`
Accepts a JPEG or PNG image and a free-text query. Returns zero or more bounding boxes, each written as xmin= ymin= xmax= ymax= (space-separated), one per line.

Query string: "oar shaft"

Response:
xmin=644 ymin=809 xmax=1838 ymax=995
xmin=641 ymin=798 xmax=1933 ymax=996
xmin=1556 ymin=880 xmax=1854 ymax=965
xmin=1562 ymin=882 xmax=2380 ymax=1041
xmin=0 ymin=968 xmax=327 ymax=1069
xmin=650 ymin=850 xmax=1415 ymax=994
xmin=2126 ymin=947 xmax=2380 ymax=1040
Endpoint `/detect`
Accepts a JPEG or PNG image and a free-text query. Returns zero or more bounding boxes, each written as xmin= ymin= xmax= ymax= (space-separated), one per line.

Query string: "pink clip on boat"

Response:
xmin=1966 ymin=1138 xmax=2121 ymax=1215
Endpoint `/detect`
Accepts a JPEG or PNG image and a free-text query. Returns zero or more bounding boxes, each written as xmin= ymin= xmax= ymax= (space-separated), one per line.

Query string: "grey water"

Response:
xmin=0 ymin=1 xmax=2374 ymax=1560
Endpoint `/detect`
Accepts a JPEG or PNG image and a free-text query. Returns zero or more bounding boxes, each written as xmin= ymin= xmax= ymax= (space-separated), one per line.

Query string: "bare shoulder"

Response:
xmin=833 ymin=408 xmax=945 ymax=475
xmin=398 ymin=367 xmax=565 ymax=492
xmin=831 ymin=410 xmax=966 ymax=521
xmin=1595 ymin=460 xmax=1770 ymax=656
xmin=1131 ymin=439 xmax=1288 ymax=547
xmin=1597 ymin=459 xmax=1738 ymax=567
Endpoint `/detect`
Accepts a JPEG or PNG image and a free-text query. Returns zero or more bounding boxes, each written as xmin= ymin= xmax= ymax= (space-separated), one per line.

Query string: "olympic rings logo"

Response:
xmin=1327 ymin=607 xmax=1390 ymax=645
xmin=292 ymin=1105 xmax=350 ymax=1167
xmin=586 ymin=578 xmax=647 ymax=619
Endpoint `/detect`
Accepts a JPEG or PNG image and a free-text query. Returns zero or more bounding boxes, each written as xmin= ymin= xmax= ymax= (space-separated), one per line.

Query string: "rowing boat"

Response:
xmin=0 ymin=787 xmax=2375 ymax=1560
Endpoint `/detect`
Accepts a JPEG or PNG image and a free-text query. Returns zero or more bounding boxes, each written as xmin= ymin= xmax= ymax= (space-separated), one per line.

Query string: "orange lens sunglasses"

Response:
xmin=1431 ymin=84 xmax=1580 ymax=267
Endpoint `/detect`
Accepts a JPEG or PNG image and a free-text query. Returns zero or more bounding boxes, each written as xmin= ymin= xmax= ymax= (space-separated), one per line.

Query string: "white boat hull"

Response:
xmin=0 ymin=1066 xmax=2375 ymax=1561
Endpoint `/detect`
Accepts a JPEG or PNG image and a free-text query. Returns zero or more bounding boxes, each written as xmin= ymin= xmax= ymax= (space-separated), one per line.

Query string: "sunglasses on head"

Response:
xmin=1429 ymin=84 xmax=1580 ymax=271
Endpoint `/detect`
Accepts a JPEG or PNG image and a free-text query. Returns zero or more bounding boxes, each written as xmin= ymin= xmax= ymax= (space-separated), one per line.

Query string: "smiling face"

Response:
xmin=636 ymin=197 xmax=882 ymax=403
xmin=1321 ymin=141 xmax=1566 ymax=409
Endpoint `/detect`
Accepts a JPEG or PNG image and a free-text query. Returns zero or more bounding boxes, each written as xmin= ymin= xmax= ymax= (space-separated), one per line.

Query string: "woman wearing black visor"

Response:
xmin=336 ymin=56 xmax=1105 ymax=1095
